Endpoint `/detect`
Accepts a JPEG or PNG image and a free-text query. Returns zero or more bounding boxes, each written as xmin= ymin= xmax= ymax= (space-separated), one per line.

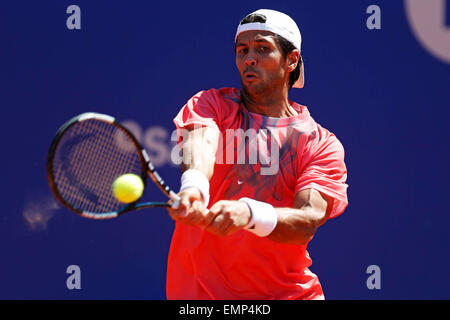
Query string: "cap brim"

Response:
xmin=292 ymin=62 xmax=304 ymax=88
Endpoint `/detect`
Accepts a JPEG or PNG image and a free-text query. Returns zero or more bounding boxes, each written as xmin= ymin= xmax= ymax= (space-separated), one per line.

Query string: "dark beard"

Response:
xmin=240 ymin=77 xmax=268 ymax=97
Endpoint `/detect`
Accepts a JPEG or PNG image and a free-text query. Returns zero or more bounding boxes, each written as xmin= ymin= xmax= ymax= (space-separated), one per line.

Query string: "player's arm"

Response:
xmin=267 ymin=188 xmax=332 ymax=245
xmin=205 ymin=188 xmax=331 ymax=245
xmin=179 ymin=126 xmax=219 ymax=180
xmin=168 ymin=126 xmax=220 ymax=225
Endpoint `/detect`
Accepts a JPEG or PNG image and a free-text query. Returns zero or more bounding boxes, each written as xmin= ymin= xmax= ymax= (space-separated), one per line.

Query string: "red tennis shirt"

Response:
xmin=167 ymin=87 xmax=348 ymax=300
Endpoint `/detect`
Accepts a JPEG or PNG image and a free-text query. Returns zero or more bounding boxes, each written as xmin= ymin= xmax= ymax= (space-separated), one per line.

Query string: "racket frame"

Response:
xmin=46 ymin=112 xmax=179 ymax=220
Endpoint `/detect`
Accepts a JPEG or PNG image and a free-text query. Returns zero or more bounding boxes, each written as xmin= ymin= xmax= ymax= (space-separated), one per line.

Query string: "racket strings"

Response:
xmin=52 ymin=119 xmax=145 ymax=214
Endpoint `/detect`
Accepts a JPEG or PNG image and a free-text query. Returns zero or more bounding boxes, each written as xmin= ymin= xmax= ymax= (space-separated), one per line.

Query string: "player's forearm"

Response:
xmin=267 ymin=206 xmax=327 ymax=245
xmin=180 ymin=127 xmax=219 ymax=180
xmin=266 ymin=189 xmax=331 ymax=245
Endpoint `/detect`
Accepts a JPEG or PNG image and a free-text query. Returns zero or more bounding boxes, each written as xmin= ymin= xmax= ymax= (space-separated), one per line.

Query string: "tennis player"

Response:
xmin=166 ymin=9 xmax=348 ymax=300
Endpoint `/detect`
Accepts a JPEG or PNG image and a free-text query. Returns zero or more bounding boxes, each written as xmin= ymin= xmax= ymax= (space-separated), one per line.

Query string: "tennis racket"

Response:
xmin=46 ymin=112 xmax=180 ymax=219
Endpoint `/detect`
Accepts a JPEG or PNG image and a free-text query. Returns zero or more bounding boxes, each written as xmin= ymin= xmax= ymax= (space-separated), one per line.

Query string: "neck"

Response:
xmin=241 ymin=85 xmax=297 ymax=118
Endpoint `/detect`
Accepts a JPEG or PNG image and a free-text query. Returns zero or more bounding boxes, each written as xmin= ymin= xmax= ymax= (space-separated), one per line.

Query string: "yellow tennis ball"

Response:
xmin=112 ymin=174 xmax=144 ymax=203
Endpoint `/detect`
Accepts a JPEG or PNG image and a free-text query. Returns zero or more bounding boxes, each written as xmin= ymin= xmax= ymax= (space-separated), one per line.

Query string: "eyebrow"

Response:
xmin=236 ymin=38 xmax=273 ymax=47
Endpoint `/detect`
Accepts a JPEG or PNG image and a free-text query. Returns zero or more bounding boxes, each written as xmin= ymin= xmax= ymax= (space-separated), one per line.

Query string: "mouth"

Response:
xmin=243 ymin=71 xmax=259 ymax=82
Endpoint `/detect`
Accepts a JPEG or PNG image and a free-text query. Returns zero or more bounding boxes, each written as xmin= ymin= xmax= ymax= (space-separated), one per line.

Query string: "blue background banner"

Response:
xmin=1 ymin=1 xmax=449 ymax=299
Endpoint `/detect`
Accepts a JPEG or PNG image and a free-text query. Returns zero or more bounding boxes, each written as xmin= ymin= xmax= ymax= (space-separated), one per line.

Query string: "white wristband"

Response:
xmin=239 ymin=197 xmax=277 ymax=237
xmin=180 ymin=169 xmax=210 ymax=206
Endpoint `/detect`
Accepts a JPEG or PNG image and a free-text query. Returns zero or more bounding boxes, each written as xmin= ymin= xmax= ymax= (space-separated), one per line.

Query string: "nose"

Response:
xmin=244 ymin=52 xmax=257 ymax=66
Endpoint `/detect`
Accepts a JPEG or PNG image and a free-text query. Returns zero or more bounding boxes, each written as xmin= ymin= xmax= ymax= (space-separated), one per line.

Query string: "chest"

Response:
xmin=215 ymin=117 xmax=315 ymax=205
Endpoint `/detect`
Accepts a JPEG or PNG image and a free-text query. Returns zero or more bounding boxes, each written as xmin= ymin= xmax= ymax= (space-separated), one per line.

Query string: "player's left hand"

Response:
xmin=205 ymin=200 xmax=251 ymax=237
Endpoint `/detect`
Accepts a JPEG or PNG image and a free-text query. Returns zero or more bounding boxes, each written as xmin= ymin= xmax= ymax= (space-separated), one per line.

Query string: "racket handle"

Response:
xmin=171 ymin=200 xmax=180 ymax=209
xmin=170 ymin=193 xmax=181 ymax=209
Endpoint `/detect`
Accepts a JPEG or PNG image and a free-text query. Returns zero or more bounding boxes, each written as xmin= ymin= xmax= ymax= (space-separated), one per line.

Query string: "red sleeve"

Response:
xmin=173 ymin=90 xmax=221 ymax=131
xmin=295 ymin=127 xmax=349 ymax=219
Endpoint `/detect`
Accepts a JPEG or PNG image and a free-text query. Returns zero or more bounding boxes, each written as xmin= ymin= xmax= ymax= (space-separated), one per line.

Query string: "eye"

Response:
xmin=237 ymin=47 xmax=248 ymax=55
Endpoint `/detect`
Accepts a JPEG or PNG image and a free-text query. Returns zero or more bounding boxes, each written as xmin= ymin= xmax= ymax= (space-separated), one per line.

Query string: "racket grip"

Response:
xmin=171 ymin=200 xmax=180 ymax=209
xmin=171 ymin=193 xmax=181 ymax=209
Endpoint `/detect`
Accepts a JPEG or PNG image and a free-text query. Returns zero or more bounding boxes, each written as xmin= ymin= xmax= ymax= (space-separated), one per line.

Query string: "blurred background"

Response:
xmin=0 ymin=0 xmax=449 ymax=299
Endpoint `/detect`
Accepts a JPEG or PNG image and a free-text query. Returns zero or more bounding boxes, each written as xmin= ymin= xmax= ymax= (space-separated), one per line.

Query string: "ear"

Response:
xmin=287 ymin=50 xmax=300 ymax=72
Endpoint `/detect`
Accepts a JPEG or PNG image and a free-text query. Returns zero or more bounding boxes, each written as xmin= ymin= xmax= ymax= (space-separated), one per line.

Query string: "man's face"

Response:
xmin=235 ymin=30 xmax=289 ymax=96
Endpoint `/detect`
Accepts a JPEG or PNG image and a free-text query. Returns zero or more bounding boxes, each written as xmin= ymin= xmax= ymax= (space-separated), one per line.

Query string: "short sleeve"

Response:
xmin=173 ymin=90 xmax=221 ymax=131
xmin=295 ymin=130 xmax=349 ymax=219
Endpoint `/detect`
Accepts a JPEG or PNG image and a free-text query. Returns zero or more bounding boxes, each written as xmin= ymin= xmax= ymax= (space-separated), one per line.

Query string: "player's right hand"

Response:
xmin=167 ymin=187 xmax=213 ymax=226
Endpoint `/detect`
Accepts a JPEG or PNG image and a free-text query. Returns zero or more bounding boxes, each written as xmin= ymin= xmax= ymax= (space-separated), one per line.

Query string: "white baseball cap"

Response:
xmin=235 ymin=9 xmax=304 ymax=88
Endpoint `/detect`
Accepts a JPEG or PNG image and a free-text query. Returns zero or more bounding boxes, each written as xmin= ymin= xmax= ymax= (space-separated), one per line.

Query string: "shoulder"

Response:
xmin=291 ymin=106 xmax=345 ymax=160
xmin=190 ymin=87 xmax=240 ymax=103
xmin=188 ymin=87 xmax=242 ymax=117
xmin=305 ymin=120 xmax=346 ymax=165
xmin=316 ymin=122 xmax=344 ymax=151
xmin=180 ymin=88 xmax=242 ymax=129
